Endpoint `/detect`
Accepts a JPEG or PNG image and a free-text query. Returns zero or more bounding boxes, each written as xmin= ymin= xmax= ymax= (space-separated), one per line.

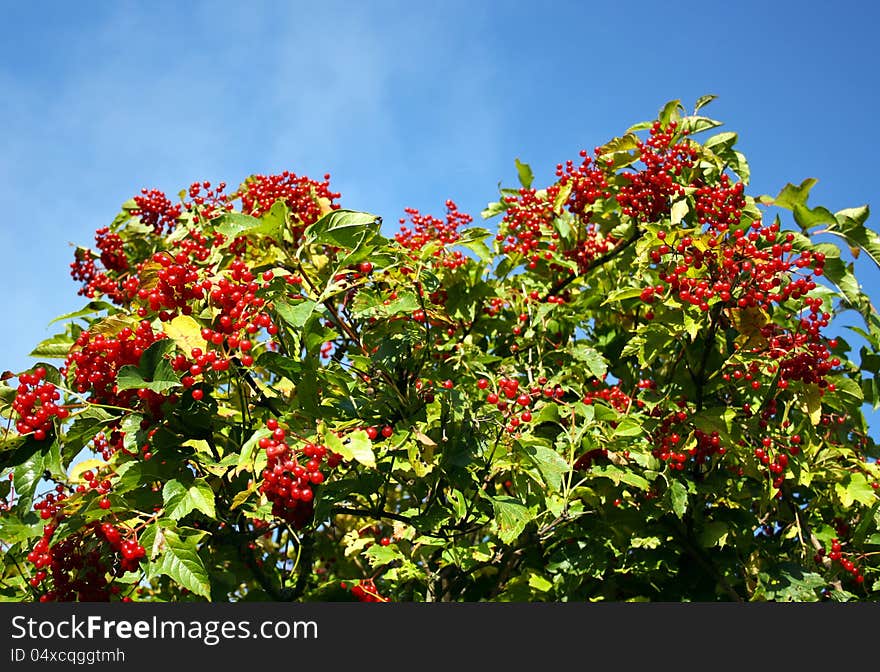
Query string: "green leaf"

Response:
xmin=693 ymin=94 xmax=718 ymax=114
xmin=658 ymin=99 xmax=684 ymax=126
xmin=0 ymin=512 xmax=40 ymax=544
xmin=828 ymin=375 xmax=864 ymax=406
xmin=820 ymin=257 xmax=861 ymax=307
xmin=48 ymin=301 xmax=115 ymax=326
xmin=255 ymin=351 xmax=301 ymax=380
xmin=772 ymin=178 xmax=818 ymax=211
xmin=667 ymin=481 xmax=688 ymax=519
xmin=116 ymin=339 xmax=180 ymax=393
xmin=698 ymin=522 xmax=729 ymax=548
xmin=826 ymin=205 xmax=880 ymax=270
xmin=116 ymin=362 xmax=180 ymax=393
xmin=481 ymin=200 xmax=508 ymax=220
xmin=681 ymin=115 xmax=723 ymax=135
xmin=214 ymin=212 xmax=266 ymax=238
xmin=365 ymin=543 xmax=403 ymax=567
xmin=612 ymin=419 xmax=642 ymax=438
xmin=492 ymin=496 xmax=532 ymax=544
xmin=798 ymin=384 xmax=823 ymax=426
xmin=570 ymin=345 xmax=608 ymax=378
xmin=306 ymin=209 xmax=380 ymax=250
xmin=525 ymin=445 xmax=569 ymax=491
xmin=29 ymin=333 xmax=73 ymax=359
xmin=515 ymin=158 xmax=534 ymax=189
xmin=597 ymin=133 xmax=639 ymax=157
xmin=152 ymin=528 xmax=211 ymax=599
xmin=836 ymin=473 xmax=876 ymax=507
xmin=728 ymin=150 xmax=750 ymax=184
xmin=528 ymin=573 xmax=553 ymax=592
xmin=275 ymin=299 xmax=317 ymax=329
xmin=163 ymin=478 xmax=216 ymax=520
xmin=13 ymin=446 xmax=45 ymax=514
xmin=602 ymin=287 xmax=643 ymax=304
xmin=237 ymin=428 xmax=271 ymax=476
xmin=793 ymin=203 xmax=836 ymax=231
xmin=704 ymin=132 xmax=738 ymax=153
xmin=345 ymin=429 xmax=376 ymax=469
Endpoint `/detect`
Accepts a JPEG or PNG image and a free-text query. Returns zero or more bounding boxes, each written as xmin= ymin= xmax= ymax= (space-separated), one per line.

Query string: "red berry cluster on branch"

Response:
xmin=239 ymin=171 xmax=340 ymax=244
xmin=258 ymin=419 xmax=342 ymax=528
xmin=132 ymin=188 xmax=182 ymax=235
xmin=395 ymin=200 xmax=472 ymax=270
xmin=341 ymin=578 xmax=389 ymax=602
xmin=616 ymin=121 xmax=696 ymax=222
xmin=12 ymin=367 xmax=68 ymax=440
xmin=64 ymin=321 xmax=167 ymax=410
xmin=26 ymin=484 xmax=144 ymax=602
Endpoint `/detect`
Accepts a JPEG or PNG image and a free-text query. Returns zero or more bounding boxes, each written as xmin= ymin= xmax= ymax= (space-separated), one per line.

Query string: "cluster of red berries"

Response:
xmin=341 ymin=579 xmax=388 ymax=602
xmin=136 ymin=252 xmax=205 ymax=319
xmin=205 ymin=259 xmax=275 ymax=347
xmin=582 ymin=379 xmax=637 ymax=413
xmin=479 ymin=376 xmax=541 ymax=432
xmin=648 ymin=407 xmax=690 ymax=468
xmin=648 ymin=225 xmax=824 ymax=314
xmin=498 ymin=186 xmax=564 ymax=268
xmin=91 ymin=430 xmax=126 ymax=461
xmin=95 ymin=227 xmax=129 ymax=273
xmin=693 ymin=175 xmax=746 ymax=233
xmin=185 ymin=181 xmax=234 ymax=222
xmin=258 ymin=419 xmax=342 ymax=528
xmin=816 ymin=538 xmax=864 ymax=584
xmin=239 ymin=171 xmax=340 ymax=243
xmin=616 ymin=121 xmax=695 ymax=222
xmin=72 ymin=469 xmax=113 ymax=507
xmin=394 ymin=201 xmax=472 ymax=270
xmin=64 ymin=322 xmax=167 ymax=410
xmin=70 ymin=248 xmax=129 ymax=305
xmin=132 ymin=188 xmax=182 ymax=235
xmin=26 ymin=483 xmax=144 ymax=601
xmin=12 ymin=367 xmax=68 ymax=441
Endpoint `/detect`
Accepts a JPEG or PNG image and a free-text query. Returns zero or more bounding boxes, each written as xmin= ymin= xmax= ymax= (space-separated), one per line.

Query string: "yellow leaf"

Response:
xmin=137 ymin=260 xmax=165 ymax=292
xmin=88 ymin=315 xmax=138 ymax=339
xmin=670 ymin=199 xmax=688 ymax=226
xmin=230 ymin=483 xmax=257 ymax=510
xmin=728 ymin=305 xmax=769 ymax=349
xmin=163 ymin=315 xmax=207 ymax=356
xmin=69 ymin=458 xmax=106 ymax=483
xmin=798 ymin=385 xmax=822 ymax=426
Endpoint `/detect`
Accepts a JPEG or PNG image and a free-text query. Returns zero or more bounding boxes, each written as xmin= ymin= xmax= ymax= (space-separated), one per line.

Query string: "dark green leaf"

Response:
xmin=152 ymin=528 xmax=211 ymax=599
xmin=667 ymin=481 xmax=688 ymax=519
xmin=13 ymin=447 xmax=45 ymax=514
xmin=163 ymin=478 xmax=216 ymax=520
xmin=492 ymin=496 xmax=532 ymax=544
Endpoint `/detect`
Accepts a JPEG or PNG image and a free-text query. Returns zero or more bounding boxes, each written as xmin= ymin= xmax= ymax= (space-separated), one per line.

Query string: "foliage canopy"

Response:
xmin=2 ymin=98 xmax=880 ymax=602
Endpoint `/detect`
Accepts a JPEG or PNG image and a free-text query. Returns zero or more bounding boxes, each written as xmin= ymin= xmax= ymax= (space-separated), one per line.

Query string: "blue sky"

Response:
xmin=1 ymin=1 xmax=879 ymax=427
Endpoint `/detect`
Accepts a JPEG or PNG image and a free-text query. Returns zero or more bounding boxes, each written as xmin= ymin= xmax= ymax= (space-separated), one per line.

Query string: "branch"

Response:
xmin=542 ymin=226 xmax=644 ymax=301
xmin=331 ymin=506 xmax=417 ymax=528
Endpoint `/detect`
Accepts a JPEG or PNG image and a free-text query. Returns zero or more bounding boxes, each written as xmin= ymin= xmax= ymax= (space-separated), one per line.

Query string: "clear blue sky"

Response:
xmin=1 ymin=1 xmax=879 ymax=427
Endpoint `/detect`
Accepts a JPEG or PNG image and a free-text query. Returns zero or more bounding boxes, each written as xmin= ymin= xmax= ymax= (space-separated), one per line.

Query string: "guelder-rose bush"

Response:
xmin=2 ymin=98 xmax=879 ymax=602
